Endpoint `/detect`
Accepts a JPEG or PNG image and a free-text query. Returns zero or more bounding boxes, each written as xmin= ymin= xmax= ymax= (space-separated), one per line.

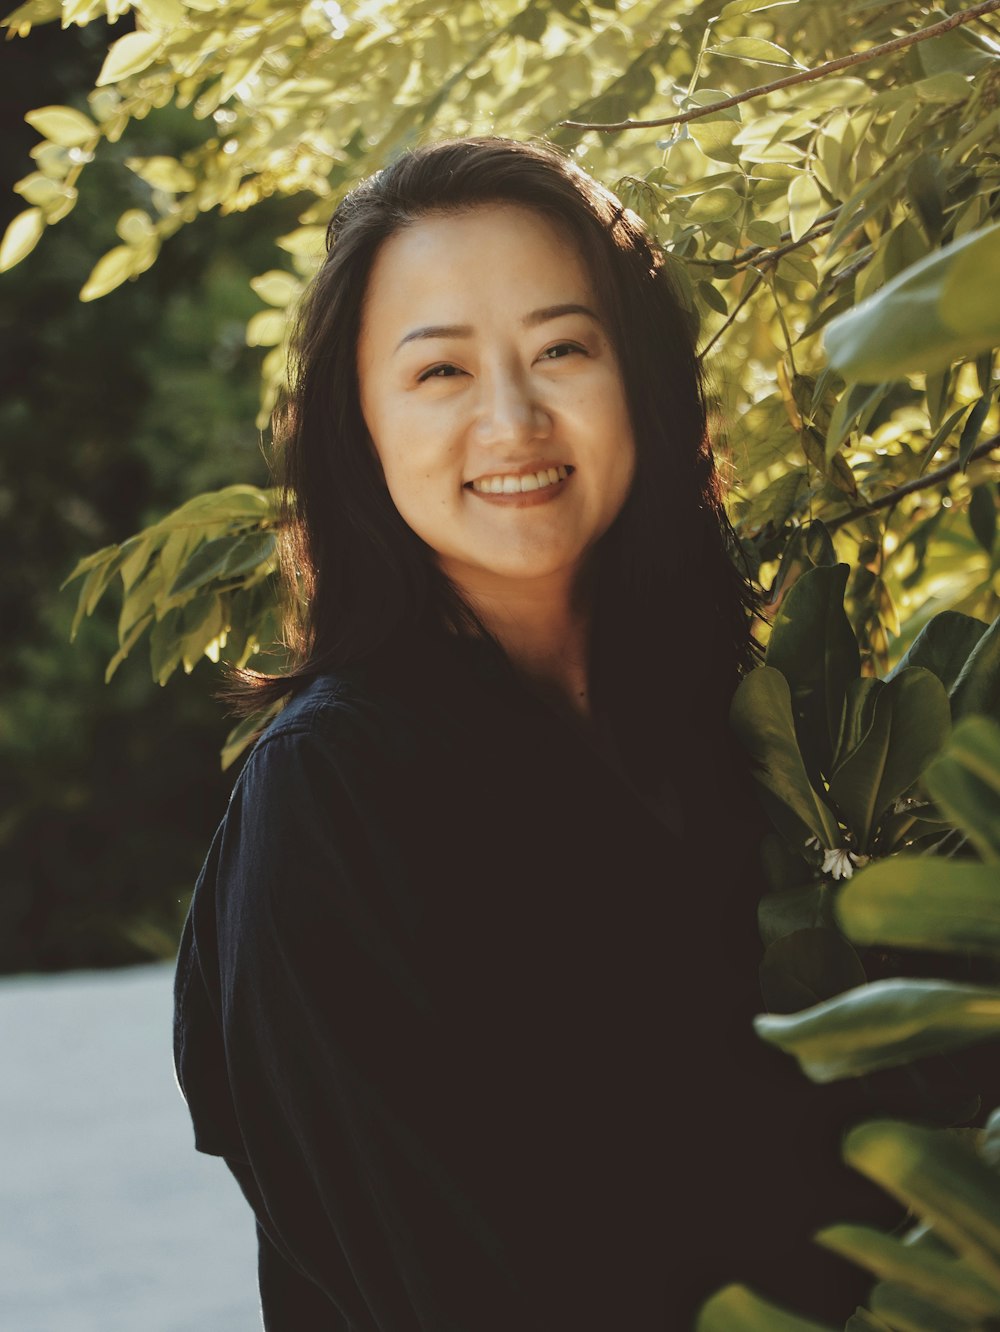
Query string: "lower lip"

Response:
xmin=465 ymin=475 xmax=570 ymax=507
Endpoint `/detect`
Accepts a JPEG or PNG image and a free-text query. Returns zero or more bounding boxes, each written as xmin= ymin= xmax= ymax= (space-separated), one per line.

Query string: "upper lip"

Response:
xmin=465 ymin=463 xmax=573 ymax=486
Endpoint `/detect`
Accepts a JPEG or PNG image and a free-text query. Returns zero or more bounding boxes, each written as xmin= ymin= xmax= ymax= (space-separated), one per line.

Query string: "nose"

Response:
xmin=472 ymin=367 xmax=551 ymax=449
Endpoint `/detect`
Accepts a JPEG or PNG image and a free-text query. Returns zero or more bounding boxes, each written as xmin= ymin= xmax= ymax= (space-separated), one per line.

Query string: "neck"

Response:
xmin=444 ymin=565 xmax=594 ymax=723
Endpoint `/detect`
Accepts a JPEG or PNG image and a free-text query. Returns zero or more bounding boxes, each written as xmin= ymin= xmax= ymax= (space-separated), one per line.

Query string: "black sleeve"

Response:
xmin=175 ymin=718 xmax=547 ymax=1332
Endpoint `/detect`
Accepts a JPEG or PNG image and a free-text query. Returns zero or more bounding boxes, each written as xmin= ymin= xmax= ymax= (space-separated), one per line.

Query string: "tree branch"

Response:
xmin=560 ymin=0 xmax=1000 ymax=133
xmin=826 ymin=433 xmax=1000 ymax=532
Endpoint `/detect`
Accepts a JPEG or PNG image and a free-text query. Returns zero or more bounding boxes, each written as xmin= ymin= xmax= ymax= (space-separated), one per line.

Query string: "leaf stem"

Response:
xmin=559 ymin=0 xmax=1000 ymax=132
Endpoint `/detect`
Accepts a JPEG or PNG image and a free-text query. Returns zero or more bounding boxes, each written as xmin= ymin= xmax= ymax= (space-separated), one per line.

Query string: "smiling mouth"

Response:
xmin=465 ymin=465 xmax=573 ymax=495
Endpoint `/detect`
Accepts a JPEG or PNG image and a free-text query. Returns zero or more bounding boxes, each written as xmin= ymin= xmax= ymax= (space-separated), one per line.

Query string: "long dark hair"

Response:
xmin=230 ymin=136 xmax=762 ymax=802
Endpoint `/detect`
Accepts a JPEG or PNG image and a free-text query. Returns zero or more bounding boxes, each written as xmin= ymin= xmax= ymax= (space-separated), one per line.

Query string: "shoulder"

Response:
xmin=236 ymin=663 xmax=428 ymax=798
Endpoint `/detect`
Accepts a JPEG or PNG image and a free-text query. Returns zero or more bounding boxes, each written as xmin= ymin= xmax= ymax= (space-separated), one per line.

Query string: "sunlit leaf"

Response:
xmin=0 ymin=207 xmax=44 ymax=272
xmin=79 ymin=244 xmax=142 ymax=301
xmin=708 ymin=37 xmax=800 ymax=67
xmin=96 ymin=31 xmax=163 ymax=86
xmin=24 ymin=104 xmax=97 ymax=147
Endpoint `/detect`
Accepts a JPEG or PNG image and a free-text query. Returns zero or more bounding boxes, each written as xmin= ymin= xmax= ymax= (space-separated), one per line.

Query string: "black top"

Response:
xmin=173 ymin=628 xmax=896 ymax=1330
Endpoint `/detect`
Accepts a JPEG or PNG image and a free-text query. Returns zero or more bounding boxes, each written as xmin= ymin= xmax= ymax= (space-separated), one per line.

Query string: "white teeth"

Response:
xmin=471 ymin=468 xmax=570 ymax=494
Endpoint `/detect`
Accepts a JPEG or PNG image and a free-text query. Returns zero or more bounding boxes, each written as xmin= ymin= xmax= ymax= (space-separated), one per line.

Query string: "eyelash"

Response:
xmin=417 ymin=342 xmax=587 ymax=383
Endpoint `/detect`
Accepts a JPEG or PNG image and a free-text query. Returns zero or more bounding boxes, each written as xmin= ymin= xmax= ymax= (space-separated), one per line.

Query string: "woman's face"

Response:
xmin=356 ymin=204 xmax=637 ymax=596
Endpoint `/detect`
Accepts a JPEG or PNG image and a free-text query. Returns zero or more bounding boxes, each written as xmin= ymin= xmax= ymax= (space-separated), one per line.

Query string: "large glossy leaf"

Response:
xmin=867 ymin=1281 xmax=982 ymax=1332
xmin=827 ymin=668 xmax=950 ymax=851
xmin=884 ymin=612 xmax=989 ymax=692
xmin=729 ymin=667 xmax=841 ymax=848
xmin=754 ymin=979 xmax=1000 ymax=1081
xmin=824 ymin=222 xmax=1000 ymax=381
xmin=816 ymin=1224 xmax=1000 ymax=1320
xmin=837 ymin=859 xmax=1000 ymax=957
xmin=764 ymin=564 xmax=859 ymax=780
xmin=922 ymin=716 xmax=1000 ymax=862
xmin=758 ymin=880 xmax=836 ymax=947
xmin=950 ymin=616 xmax=1000 ymax=725
xmin=695 ymin=1284 xmax=835 ymax=1331
xmin=759 ymin=927 xmax=867 ymax=1013
xmin=844 ymin=1121 xmax=1000 ymax=1292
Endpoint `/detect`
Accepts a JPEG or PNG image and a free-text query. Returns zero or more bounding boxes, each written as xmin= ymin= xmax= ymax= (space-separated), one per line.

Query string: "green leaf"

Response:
xmin=221 ymin=698 xmax=285 ymax=771
xmin=923 ymin=715 xmax=1000 ymax=862
xmin=697 ymin=280 xmax=728 ymax=315
xmin=80 ymin=244 xmax=143 ymax=302
xmin=695 ymin=1284 xmax=835 ymax=1331
xmin=869 ymin=1280 xmax=986 ymax=1331
xmin=105 ymin=611 xmax=154 ymax=684
xmin=708 ymin=37 xmax=800 ymax=67
xmin=246 ymin=309 xmax=286 ymax=347
xmin=951 ymin=616 xmax=1000 ymax=724
xmin=24 ymin=104 xmax=97 ymax=147
xmin=753 ymin=979 xmax=1000 ymax=1081
xmin=845 ymin=1121 xmax=1000 ymax=1292
xmin=958 ymin=392 xmax=994 ymax=471
xmin=250 ymin=269 xmax=300 ymax=307
xmin=687 ymin=187 xmax=743 ymax=223
xmin=885 ymin=612 xmax=989 ymax=692
xmin=96 ymin=31 xmax=163 ymax=86
xmin=759 ymin=927 xmax=867 ymax=1013
xmin=169 ymin=530 xmax=277 ymax=597
xmin=817 ymin=1223 xmax=1000 ymax=1320
xmin=824 ymin=223 xmax=1000 ymax=382
xmin=686 ymin=89 xmax=742 ymax=165
xmin=729 ymin=666 xmax=841 ymax=848
xmin=833 ymin=677 xmax=880 ymax=770
xmin=969 ymin=484 xmax=997 ymax=555
xmin=788 ymin=174 xmax=822 ymax=244
xmin=828 ymin=668 xmax=951 ymax=851
xmin=758 ymin=879 xmax=836 ymax=946
xmin=825 ymin=381 xmax=890 ymax=459
xmin=0 ymin=207 xmax=44 ymax=273
xmin=837 ymin=859 xmax=1000 ymax=956
xmin=125 ymin=155 xmax=196 ymax=193
xmin=764 ymin=563 xmax=859 ymax=780
xmin=718 ymin=0 xmax=797 ymax=17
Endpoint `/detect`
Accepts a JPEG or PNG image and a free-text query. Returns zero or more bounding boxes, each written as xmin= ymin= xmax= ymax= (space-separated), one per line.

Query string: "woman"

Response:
xmin=173 ymin=137 xmax=891 ymax=1329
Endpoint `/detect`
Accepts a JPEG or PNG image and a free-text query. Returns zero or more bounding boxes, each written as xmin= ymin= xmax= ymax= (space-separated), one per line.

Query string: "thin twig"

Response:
xmin=560 ymin=0 xmax=1000 ymax=132
xmin=826 ymin=432 xmax=1000 ymax=532
xmin=697 ymin=270 xmax=764 ymax=361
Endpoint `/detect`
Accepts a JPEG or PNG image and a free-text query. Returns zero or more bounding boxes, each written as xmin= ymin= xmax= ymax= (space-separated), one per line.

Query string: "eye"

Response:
xmin=538 ymin=342 xmax=586 ymax=361
xmin=417 ymin=362 xmax=466 ymax=382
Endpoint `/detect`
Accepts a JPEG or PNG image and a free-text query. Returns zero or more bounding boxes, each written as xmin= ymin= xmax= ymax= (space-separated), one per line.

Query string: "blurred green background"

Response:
xmin=0 ymin=19 xmax=297 ymax=973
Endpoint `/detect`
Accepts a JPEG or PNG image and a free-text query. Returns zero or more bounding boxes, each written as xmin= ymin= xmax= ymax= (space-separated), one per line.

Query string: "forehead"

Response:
xmin=358 ymin=204 xmax=597 ymax=343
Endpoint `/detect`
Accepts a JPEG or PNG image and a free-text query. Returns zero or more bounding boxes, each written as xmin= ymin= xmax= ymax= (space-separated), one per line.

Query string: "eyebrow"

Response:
xmin=394 ymin=303 xmax=601 ymax=353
